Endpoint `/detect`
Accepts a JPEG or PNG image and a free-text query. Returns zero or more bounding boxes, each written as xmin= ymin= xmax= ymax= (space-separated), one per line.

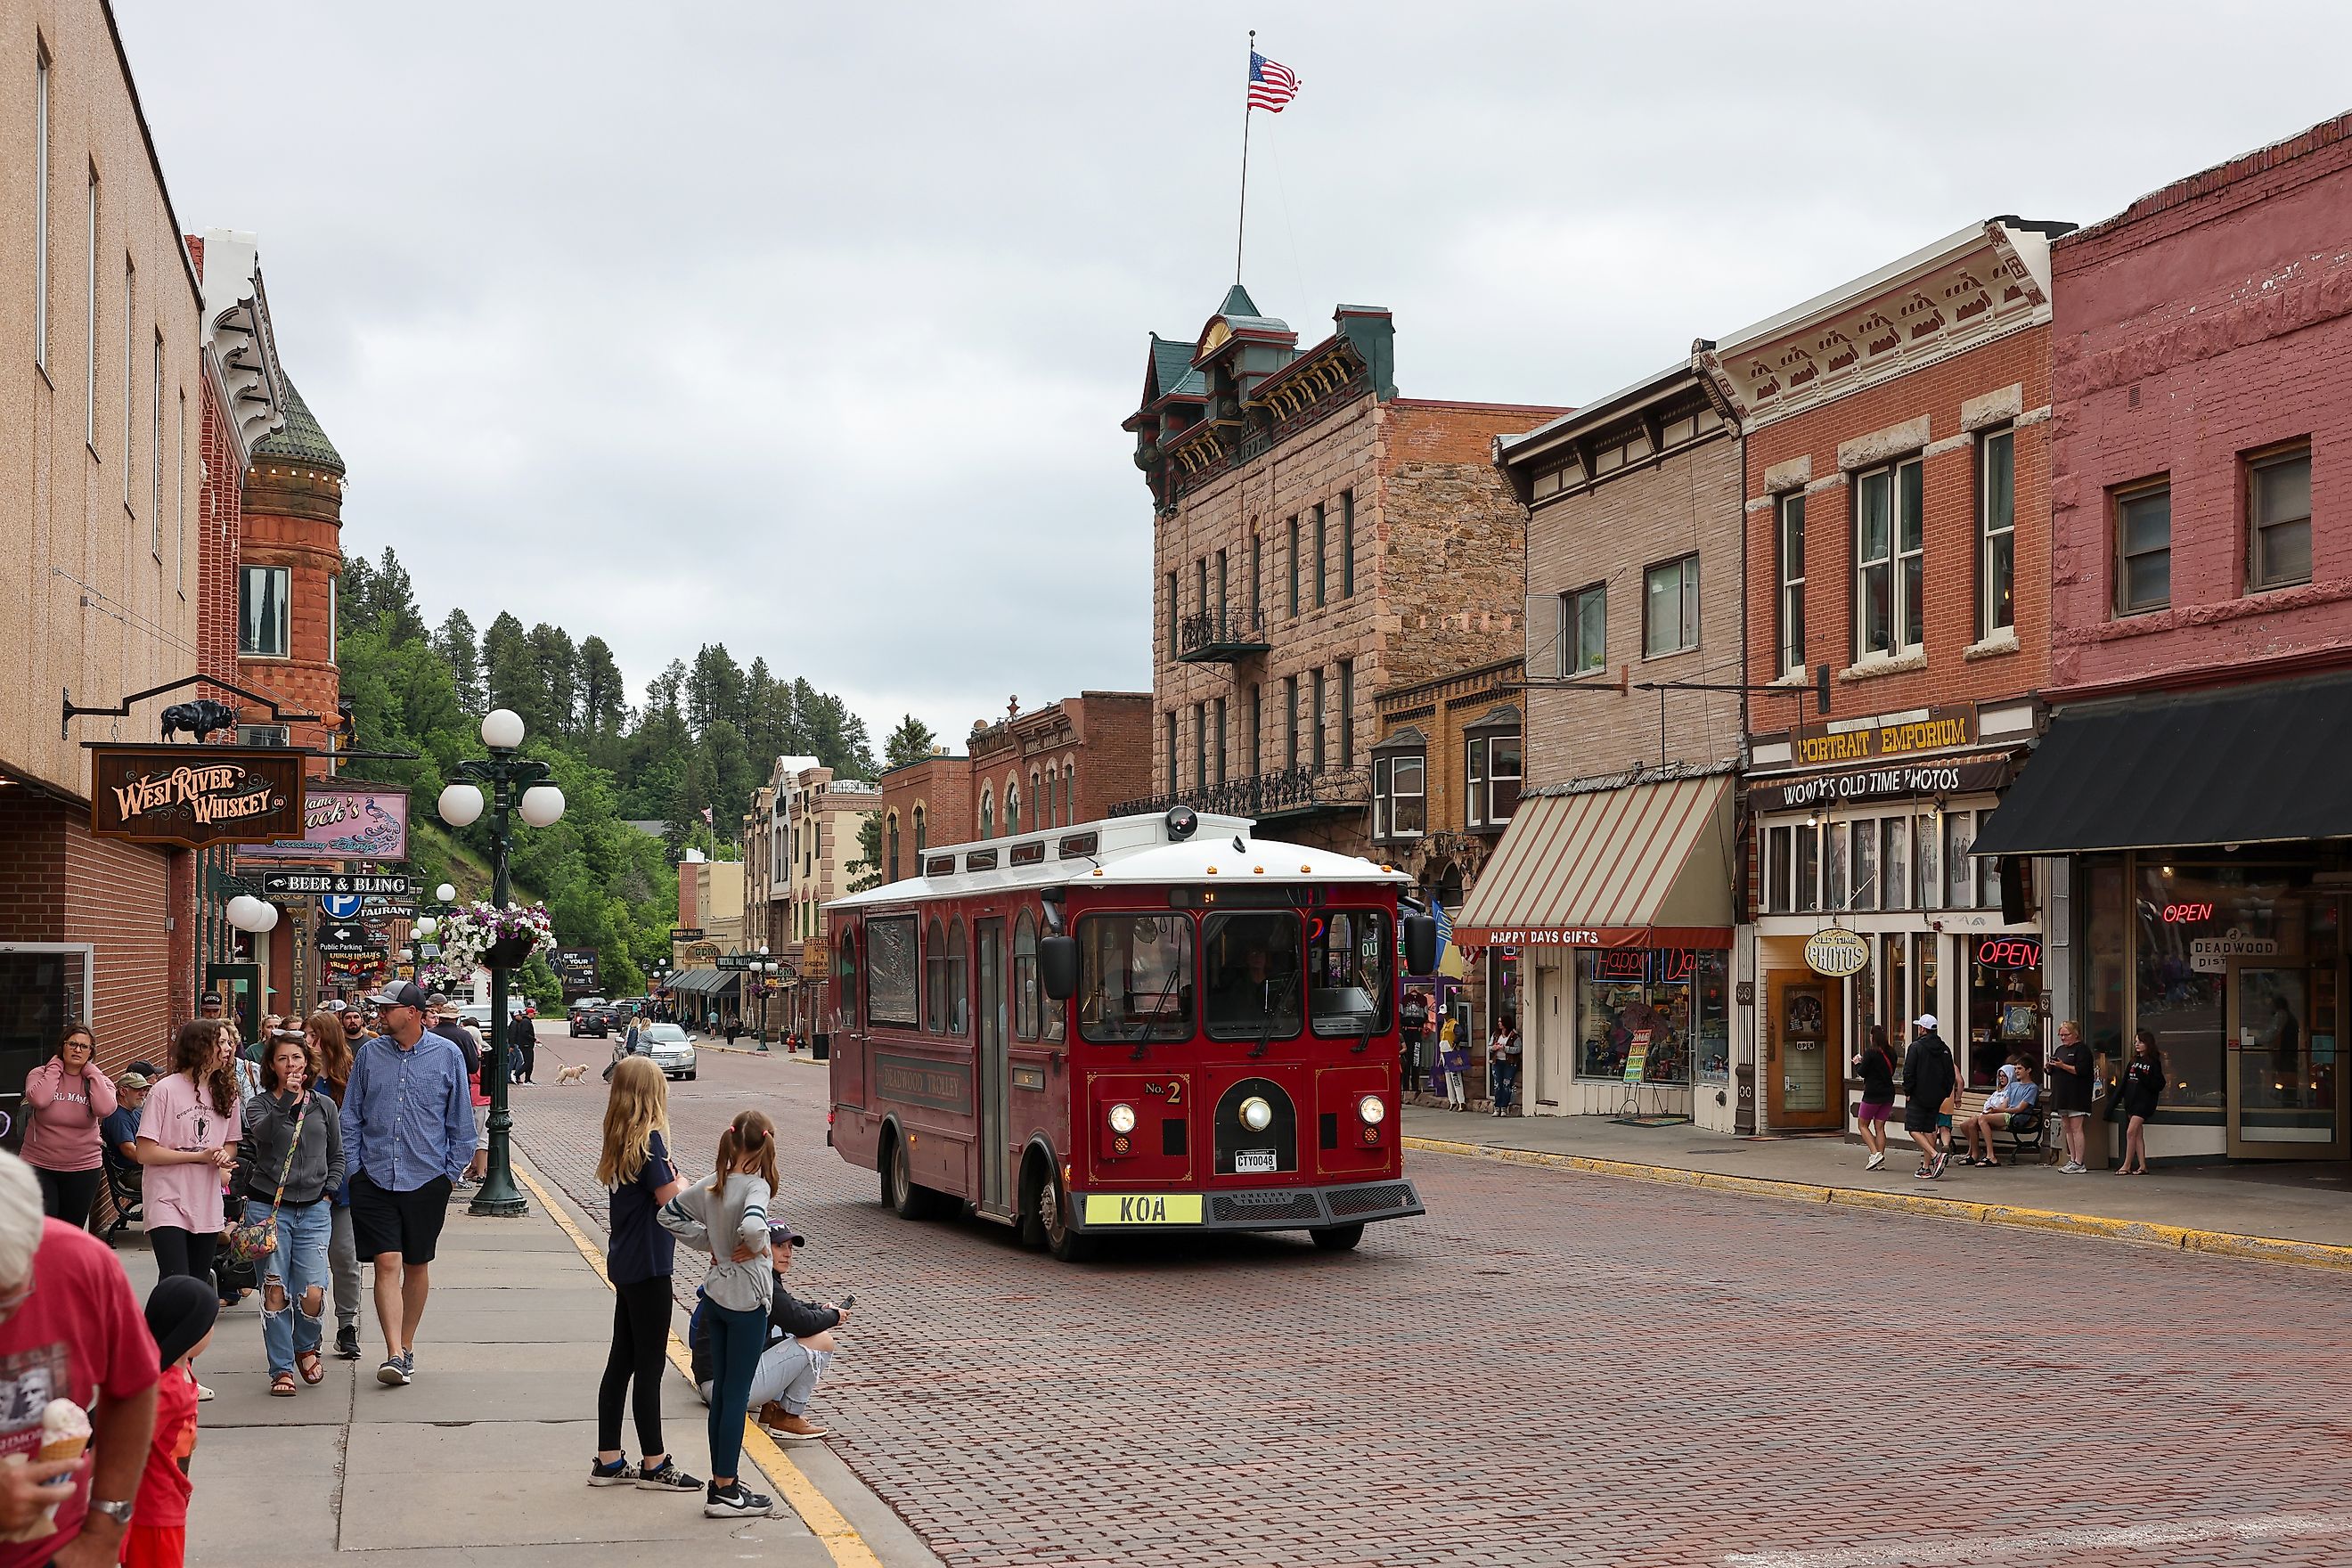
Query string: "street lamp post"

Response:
xmin=437 ymin=708 xmax=566 ymax=1219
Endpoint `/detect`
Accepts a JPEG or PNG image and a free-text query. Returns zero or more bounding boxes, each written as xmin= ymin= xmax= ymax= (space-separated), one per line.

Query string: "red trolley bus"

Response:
xmin=824 ymin=807 xmax=1435 ymax=1259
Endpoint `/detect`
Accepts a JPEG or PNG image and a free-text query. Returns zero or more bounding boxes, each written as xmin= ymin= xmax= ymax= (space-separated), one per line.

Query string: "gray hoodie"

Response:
xmin=234 ymin=1088 xmax=346 ymax=1206
xmin=657 ymin=1170 xmax=774 ymax=1312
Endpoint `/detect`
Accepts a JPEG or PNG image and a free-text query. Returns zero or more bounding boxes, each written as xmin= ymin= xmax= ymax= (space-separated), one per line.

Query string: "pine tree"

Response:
xmin=480 ymin=613 xmax=542 ymax=733
xmin=436 ymin=609 xmax=482 ymax=713
xmin=579 ymin=637 xmax=626 ymax=738
xmin=883 ymin=714 xmax=937 ymax=772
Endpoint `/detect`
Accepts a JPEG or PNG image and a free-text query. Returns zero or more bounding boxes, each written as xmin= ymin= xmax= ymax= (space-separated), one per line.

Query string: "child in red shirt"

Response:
xmin=120 ymin=1278 xmax=216 ymax=1568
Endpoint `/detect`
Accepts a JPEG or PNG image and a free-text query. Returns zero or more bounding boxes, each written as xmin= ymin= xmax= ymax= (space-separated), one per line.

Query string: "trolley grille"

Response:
xmin=1211 ymin=1191 xmax=1324 ymax=1223
xmin=1324 ymin=1181 xmax=1416 ymax=1218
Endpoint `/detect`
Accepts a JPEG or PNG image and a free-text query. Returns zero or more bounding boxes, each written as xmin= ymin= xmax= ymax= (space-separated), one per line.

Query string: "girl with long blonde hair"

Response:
xmin=657 ymin=1108 xmax=779 ymax=1516
xmin=588 ymin=1058 xmax=697 ymax=1493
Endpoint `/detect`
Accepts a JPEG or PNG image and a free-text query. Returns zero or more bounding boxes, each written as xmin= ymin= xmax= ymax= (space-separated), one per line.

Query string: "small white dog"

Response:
xmin=555 ymin=1062 xmax=589 ymax=1085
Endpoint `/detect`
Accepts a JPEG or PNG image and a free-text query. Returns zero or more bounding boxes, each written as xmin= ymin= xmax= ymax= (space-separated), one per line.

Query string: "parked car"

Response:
xmin=568 ymin=998 xmax=610 ymax=1038
xmin=613 ymin=1021 xmax=697 ymax=1081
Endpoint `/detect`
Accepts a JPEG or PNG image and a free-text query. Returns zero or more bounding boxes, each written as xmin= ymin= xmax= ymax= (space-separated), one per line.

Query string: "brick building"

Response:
xmin=779 ymin=762 xmax=878 ymax=1039
xmin=1122 ymin=287 xmax=1563 ymax=854
xmin=0 ymin=8 xmax=283 ymax=1092
xmin=1366 ymin=655 xmax=1522 ymax=1101
xmin=1700 ymin=219 xmax=2067 ymax=1135
xmin=875 ymin=748 xmax=969 ymax=888
xmin=1464 ymin=363 xmax=1746 ymax=1129
xmin=1977 ymin=112 xmax=2352 ymax=1164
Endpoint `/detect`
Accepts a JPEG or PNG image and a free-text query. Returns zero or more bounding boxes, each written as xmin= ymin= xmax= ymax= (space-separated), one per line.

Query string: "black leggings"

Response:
xmin=598 ymin=1275 xmax=674 ymax=1458
xmin=150 ymin=1227 xmax=220 ymax=1294
xmin=33 ymin=1166 xmax=102 ymax=1231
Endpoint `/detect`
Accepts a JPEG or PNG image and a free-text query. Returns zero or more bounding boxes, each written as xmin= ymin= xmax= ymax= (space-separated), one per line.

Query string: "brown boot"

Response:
xmin=757 ymin=1402 xmax=829 ymax=1441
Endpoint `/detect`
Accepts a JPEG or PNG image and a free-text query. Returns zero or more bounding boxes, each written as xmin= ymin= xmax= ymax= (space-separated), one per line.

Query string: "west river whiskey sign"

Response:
xmin=89 ymin=745 xmax=306 ymax=849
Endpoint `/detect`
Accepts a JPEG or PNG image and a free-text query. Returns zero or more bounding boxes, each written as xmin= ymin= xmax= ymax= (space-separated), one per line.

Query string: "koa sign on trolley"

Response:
xmin=88 ymin=745 xmax=306 ymax=849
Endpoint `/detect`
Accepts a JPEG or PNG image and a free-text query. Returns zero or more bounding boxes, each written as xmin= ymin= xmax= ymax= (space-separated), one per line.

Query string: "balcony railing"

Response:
xmin=1175 ymin=608 xmax=1272 ymax=664
xmin=1115 ymin=765 xmax=1370 ymax=824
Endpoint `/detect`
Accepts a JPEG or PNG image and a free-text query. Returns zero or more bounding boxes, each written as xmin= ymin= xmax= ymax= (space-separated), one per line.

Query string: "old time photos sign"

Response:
xmin=89 ymin=746 xmax=306 ymax=849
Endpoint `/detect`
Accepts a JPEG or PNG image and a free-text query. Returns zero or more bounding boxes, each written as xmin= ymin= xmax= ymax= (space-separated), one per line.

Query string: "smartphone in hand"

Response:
xmin=838 ymin=1293 xmax=856 ymax=1310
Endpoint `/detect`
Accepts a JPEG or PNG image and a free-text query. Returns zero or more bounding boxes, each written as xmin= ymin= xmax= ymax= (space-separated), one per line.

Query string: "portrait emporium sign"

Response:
xmin=88 ymin=745 xmax=306 ymax=849
xmin=241 ymin=785 xmax=412 ymax=862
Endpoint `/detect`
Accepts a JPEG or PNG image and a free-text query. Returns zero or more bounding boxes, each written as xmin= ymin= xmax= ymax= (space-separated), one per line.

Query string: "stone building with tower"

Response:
xmin=1121 ymin=287 xmax=1564 ymax=855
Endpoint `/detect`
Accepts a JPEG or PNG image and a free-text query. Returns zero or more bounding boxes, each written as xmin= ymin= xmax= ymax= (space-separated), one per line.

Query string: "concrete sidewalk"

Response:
xmin=117 ymin=1163 xmax=886 ymax=1566
xmin=1401 ymin=1104 xmax=2352 ymax=1261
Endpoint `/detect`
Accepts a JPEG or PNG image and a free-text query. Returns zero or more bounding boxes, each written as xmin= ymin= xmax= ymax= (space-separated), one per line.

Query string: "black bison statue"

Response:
xmin=159 ymin=699 xmax=238 ymax=743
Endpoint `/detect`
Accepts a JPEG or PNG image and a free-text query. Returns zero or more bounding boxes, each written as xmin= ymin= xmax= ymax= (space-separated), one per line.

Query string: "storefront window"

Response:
xmin=1882 ymin=934 xmax=1907 ymax=1037
xmin=1850 ymin=822 xmax=1877 ymax=911
xmin=1915 ymin=813 xmax=1940 ymax=910
xmin=1767 ymin=826 xmax=1792 ymax=913
xmin=1916 ymin=933 xmax=1940 ymax=1032
xmin=1946 ymin=812 xmax=1975 ymax=909
xmin=1795 ymin=829 xmax=1819 ymax=913
xmin=2127 ymin=861 xmax=2324 ymax=1110
xmin=1964 ymin=933 xmax=2044 ymax=1087
xmin=1575 ymin=948 xmax=1726 ymax=1084
xmin=1824 ymin=825 xmax=1848 ymax=911
xmin=2082 ymin=856 xmax=2127 ymax=1066
xmin=1481 ymin=945 xmax=1519 ymax=1044
xmin=1882 ymin=817 xmax=1909 ymax=912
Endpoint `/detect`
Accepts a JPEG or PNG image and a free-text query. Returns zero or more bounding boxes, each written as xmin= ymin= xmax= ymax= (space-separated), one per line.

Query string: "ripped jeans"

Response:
xmin=257 ymin=1197 xmax=332 ymax=1377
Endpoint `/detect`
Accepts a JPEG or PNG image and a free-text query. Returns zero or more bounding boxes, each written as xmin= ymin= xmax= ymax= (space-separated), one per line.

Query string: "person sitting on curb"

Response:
xmin=690 ymin=1222 xmax=846 ymax=1441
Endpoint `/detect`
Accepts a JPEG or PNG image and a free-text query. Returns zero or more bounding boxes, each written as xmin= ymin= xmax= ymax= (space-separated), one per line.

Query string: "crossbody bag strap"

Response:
xmin=263 ymin=1093 xmax=312 ymax=1213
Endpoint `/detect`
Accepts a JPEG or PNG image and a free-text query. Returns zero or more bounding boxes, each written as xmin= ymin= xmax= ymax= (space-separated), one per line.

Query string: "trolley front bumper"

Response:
xmin=1071 ymin=1177 xmax=1423 ymax=1234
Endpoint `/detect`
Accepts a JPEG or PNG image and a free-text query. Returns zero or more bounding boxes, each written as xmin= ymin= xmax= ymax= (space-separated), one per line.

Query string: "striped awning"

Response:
xmin=1453 ymin=773 xmax=1736 ymax=949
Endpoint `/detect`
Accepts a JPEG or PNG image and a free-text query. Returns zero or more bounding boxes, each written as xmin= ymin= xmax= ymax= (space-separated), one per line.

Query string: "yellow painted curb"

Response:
xmin=512 ymin=1164 xmax=885 ymax=1568
xmin=1401 ymin=1134 xmax=2352 ymax=1272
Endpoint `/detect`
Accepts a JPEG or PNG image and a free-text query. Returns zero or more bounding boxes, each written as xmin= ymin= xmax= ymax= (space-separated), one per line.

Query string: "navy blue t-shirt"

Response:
xmin=99 ymin=1106 xmax=141 ymax=1167
xmin=608 ymin=1129 xmax=677 ymax=1285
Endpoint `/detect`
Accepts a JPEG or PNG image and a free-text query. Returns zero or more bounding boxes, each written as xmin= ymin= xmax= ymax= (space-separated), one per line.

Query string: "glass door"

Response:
xmin=1766 ymin=971 xmax=1841 ymax=1131
xmin=976 ymin=919 xmax=1009 ymax=1212
xmin=2225 ymin=961 xmax=2347 ymax=1158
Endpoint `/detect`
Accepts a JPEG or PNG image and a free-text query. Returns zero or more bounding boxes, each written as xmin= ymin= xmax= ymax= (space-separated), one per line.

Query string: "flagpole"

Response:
xmin=1234 ymin=29 xmax=1254 ymax=286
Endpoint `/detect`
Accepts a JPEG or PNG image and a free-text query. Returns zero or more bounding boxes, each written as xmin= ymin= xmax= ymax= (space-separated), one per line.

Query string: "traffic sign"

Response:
xmin=264 ymin=872 xmax=414 ymax=897
xmin=320 ymin=893 xmax=363 ymax=919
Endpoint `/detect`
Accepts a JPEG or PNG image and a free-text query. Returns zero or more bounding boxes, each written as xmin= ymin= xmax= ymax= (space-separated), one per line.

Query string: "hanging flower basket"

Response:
xmin=420 ymin=901 xmax=557 ymax=990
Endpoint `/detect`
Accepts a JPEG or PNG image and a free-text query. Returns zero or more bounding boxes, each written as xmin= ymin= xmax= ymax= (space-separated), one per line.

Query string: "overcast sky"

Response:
xmin=116 ymin=2 xmax=2352 ymax=748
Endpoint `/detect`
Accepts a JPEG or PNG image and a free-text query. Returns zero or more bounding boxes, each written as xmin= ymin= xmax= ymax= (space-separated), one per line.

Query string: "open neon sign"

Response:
xmin=2161 ymin=902 xmax=2215 ymax=925
xmin=1976 ymin=937 xmax=2043 ymax=969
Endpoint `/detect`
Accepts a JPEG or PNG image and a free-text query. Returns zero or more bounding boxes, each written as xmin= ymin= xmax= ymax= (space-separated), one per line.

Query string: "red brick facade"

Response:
xmin=0 ymin=791 xmax=176 ymax=1068
xmin=2047 ymin=111 xmax=2352 ymax=697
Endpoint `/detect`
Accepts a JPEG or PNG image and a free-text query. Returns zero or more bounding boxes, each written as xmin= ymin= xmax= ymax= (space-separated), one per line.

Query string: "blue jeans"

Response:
xmin=703 ymin=1302 xmax=767 ymax=1482
xmin=1491 ymin=1059 xmax=1518 ymax=1111
xmin=259 ymin=1198 xmax=331 ymax=1376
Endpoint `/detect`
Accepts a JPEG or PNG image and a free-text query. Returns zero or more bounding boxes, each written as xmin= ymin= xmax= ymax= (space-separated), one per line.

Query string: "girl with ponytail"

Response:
xmin=657 ymin=1108 xmax=779 ymax=1518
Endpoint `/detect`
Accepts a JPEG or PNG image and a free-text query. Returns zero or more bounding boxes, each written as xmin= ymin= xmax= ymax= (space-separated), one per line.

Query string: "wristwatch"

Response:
xmin=87 ymin=1499 xmax=133 ymax=1527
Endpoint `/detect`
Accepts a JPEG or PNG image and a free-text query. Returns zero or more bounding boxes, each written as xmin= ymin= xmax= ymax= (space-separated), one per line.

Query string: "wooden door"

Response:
xmin=1766 ymin=969 xmax=1842 ymax=1132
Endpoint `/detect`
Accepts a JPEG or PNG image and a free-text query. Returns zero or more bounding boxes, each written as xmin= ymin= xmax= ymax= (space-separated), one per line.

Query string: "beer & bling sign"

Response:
xmin=89 ymin=746 xmax=306 ymax=849
xmin=1804 ymin=927 xmax=1871 ymax=977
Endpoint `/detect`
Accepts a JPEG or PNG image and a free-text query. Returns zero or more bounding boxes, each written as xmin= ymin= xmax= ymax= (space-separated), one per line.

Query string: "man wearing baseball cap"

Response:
xmin=341 ymin=981 xmax=476 ymax=1388
xmin=688 ymin=1223 xmax=846 ymax=1441
xmin=1899 ymin=1014 xmax=1956 ymax=1180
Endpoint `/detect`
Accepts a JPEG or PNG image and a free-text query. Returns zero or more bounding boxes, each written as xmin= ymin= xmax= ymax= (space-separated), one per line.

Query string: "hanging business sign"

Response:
xmin=241 ymin=785 xmax=410 ymax=862
xmin=263 ymin=871 xmax=414 ymax=897
xmin=1804 ymin=927 xmax=1871 ymax=977
xmin=1752 ymin=752 xmax=2014 ymax=813
xmin=88 ymin=745 xmax=306 ymax=849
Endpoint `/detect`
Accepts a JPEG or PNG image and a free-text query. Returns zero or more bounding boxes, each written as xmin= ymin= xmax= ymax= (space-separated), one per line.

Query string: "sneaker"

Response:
xmin=194 ymin=1382 xmax=216 ymax=1401
xmin=704 ymin=1481 xmax=773 ymax=1518
xmin=2061 ymin=1161 xmax=2087 ymax=1174
xmin=377 ymin=1354 xmax=412 ymax=1387
xmin=335 ymin=1324 xmax=361 ymax=1360
xmin=635 ymin=1458 xmax=702 ymax=1491
xmin=1865 ymin=1151 xmax=1885 ymax=1171
xmin=589 ymin=1457 xmax=636 ymax=1487
xmin=757 ymin=1403 xmax=829 ymax=1442
xmin=1931 ymin=1153 xmax=1948 ymax=1179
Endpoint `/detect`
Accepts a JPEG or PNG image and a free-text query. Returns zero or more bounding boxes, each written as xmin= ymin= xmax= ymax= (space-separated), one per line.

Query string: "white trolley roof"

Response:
xmin=826 ymin=810 xmax=1409 ymax=912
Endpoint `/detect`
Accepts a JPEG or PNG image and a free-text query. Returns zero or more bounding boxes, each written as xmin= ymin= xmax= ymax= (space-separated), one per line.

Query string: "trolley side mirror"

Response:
xmin=1040 ymin=935 xmax=1081 ymax=1001
xmin=1402 ymin=913 xmax=1438 ymax=978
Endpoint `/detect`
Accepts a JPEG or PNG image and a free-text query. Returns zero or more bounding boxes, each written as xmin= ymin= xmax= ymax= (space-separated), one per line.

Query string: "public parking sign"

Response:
xmin=264 ymin=872 xmax=414 ymax=897
xmin=320 ymin=893 xmax=363 ymax=919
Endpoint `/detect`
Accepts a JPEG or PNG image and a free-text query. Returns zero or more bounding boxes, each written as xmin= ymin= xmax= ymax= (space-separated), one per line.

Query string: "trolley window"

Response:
xmin=864 ymin=915 xmax=918 ymax=1028
xmin=1012 ymin=911 xmax=1041 ymax=1041
xmin=1202 ymin=911 xmax=1304 ymax=1041
xmin=835 ymin=926 xmax=861 ymax=1026
xmin=1309 ymin=909 xmax=1392 ymax=1037
xmin=1076 ymin=913 xmax=1194 ymax=1042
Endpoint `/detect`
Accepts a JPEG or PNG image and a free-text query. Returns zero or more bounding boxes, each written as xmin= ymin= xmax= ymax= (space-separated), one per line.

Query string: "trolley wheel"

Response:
xmin=1037 ymin=1171 xmax=1094 ymax=1262
xmin=885 ymin=1135 xmax=939 ymax=1221
xmin=1309 ymin=1223 xmax=1365 ymax=1253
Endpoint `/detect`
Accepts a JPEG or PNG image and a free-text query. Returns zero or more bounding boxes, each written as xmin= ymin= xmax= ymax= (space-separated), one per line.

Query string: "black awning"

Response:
xmin=1972 ymin=669 xmax=2352 ymax=855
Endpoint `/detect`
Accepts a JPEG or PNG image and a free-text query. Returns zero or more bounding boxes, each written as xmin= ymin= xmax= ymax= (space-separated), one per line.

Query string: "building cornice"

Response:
xmin=196 ymin=231 xmax=286 ymax=466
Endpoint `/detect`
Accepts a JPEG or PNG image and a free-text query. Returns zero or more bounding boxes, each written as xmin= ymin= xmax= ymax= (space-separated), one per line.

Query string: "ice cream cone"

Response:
xmin=34 ymin=1433 xmax=83 ymax=1466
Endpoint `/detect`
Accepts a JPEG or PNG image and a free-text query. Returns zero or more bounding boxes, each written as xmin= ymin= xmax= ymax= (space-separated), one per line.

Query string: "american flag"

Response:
xmin=1247 ymin=51 xmax=1297 ymax=113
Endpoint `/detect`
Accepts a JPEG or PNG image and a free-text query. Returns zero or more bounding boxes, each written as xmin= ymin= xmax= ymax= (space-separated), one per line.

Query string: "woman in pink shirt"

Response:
xmin=136 ymin=1020 xmax=243 ymax=1295
xmin=21 ymin=1022 xmax=117 ymax=1230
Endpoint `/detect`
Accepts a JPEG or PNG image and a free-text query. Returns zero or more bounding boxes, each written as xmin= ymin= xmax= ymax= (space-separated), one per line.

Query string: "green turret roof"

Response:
xmin=250 ymin=377 xmax=344 ymax=474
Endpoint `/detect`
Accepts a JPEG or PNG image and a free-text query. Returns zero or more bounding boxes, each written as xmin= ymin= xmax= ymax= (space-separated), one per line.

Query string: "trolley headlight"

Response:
xmin=1239 ymin=1096 xmax=1274 ymax=1132
xmin=1107 ymin=1102 xmax=1138 ymax=1135
xmin=1358 ymin=1094 xmax=1386 ymax=1125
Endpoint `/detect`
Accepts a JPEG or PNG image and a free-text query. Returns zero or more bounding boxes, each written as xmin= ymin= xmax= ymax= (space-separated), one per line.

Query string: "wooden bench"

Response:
xmin=1951 ymin=1088 xmax=2046 ymax=1166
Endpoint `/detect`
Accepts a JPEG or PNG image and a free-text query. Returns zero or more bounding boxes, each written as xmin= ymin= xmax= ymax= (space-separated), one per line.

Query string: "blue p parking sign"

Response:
xmin=320 ymin=892 xmax=363 ymax=919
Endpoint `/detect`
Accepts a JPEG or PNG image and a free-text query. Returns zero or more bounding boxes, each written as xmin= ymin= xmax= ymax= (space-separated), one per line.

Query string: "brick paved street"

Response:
xmin=512 ymin=1031 xmax=2352 ymax=1568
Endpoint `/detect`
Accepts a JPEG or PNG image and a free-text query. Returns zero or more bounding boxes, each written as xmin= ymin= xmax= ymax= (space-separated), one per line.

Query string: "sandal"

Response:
xmin=297 ymin=1351 xmax=324 ymax=1385
xmin=270 ymin=1372 xmax=298 ymax=1397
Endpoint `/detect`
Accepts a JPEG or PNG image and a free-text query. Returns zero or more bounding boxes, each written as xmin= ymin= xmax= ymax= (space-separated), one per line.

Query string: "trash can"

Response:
xmin=813 ymin=1033 xmax=830 ymax=1061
